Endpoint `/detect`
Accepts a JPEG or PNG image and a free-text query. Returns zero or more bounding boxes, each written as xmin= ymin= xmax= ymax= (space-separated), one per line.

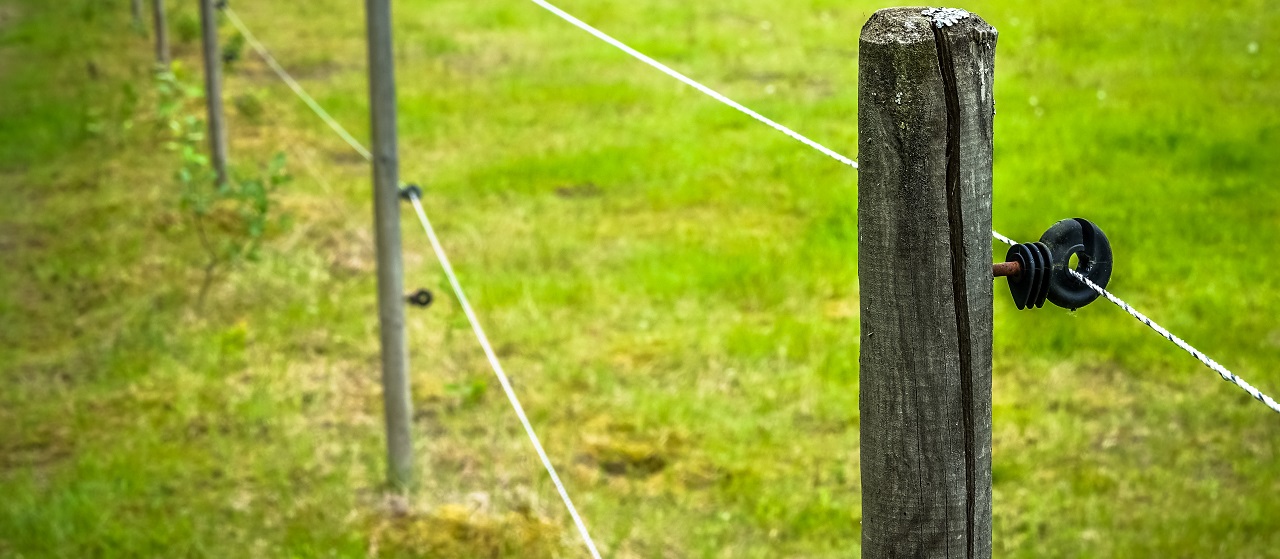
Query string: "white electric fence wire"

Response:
xmin=993 ymin=233 xmax=1280 ymax=414
xmin=525 ymin=0 xmax=860 ymax=170
xmin=408 ymin=194 xmax=604 ymax=559
xmin=530 ymin=0 xmax=1033 ymax=258
xmin=223 ymin=7 xmax=374 ymax=162
xmin=1067 ymin=268 xmax=1280 ymax=414
xmin=991 ymin=230 xmax=1018 ymax=247
xmin=222 ymin=8 xmax=604 ymax=555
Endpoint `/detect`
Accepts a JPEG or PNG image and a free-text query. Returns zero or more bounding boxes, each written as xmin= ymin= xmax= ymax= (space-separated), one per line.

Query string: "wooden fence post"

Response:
xmin=858 ymin=7 xmax=996 ymax=558
xmin=198 ymin=0 xmax=229 ymax=185
xmin=365 ymin=0 xmax=415 ymax=489
xmin=150 ymin=0 xmax=169 ymax=70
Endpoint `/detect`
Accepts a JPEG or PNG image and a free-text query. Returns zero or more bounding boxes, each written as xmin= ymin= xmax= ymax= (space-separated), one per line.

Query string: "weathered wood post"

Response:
xmin=198 ymin=0 xmax=229 ymax=185
xmin=858 ymin=7 xmax=996 ymax=558
xmin=150 ymin=0 xmax=169 ymax=70
xmin=365 ymin=0 xmax=415 ymax=489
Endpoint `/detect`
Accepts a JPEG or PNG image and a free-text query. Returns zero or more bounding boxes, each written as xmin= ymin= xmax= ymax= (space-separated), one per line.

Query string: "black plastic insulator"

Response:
xmin=406 ymin=289 xmax=434 ymax=308
xmin=1000 ymin=218 xmax=1113 ymax=311
xmin=399 ymin=184 xmax=423 ymax=202
xmin=1039 ymin=218 xmax=1112 ymax=310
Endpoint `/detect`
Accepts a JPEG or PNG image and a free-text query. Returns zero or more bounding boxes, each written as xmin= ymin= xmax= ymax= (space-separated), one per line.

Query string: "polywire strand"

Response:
xmin=527 ymin=0 xmax=1039 ymax=262
xmin=995 ymin=232 xmax=1279 ymax=414
xmin=408 ymin=194 xmax=604 ymax=558
xmin=222 ymin=7 xmax=605 ymax=555
xmin=524 ymin=0 xmax=860 ymax=170
xmin=223 ymin=7 xmax=373 ymax=162
xmin=236 ymin=0 xmax=1021 ymax=249
xmin=1066 ymin=268 xmax=1280 ymax=414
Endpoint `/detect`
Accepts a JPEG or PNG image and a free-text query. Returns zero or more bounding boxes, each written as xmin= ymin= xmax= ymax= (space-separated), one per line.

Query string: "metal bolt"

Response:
xmin=992 ymin=261 xmax=1021 ymax=278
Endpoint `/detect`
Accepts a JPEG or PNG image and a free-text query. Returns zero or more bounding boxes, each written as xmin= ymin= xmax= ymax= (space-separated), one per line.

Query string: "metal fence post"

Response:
xmin=151 ymin=0 xmax=169 ymax=70
xmin=365 ymin=0 xmax=415 ymax=489
xmin=858 ymin=7 xmax=996 ymax=558
xmin=198 ymin=0 xmax=229 ymax=185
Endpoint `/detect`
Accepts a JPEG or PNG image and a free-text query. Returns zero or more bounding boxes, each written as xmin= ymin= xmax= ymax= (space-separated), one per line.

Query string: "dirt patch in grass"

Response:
xmin=0 ymin=8 xmax=16 ymax=81
xmin=0 ymin=3 xmax=18 ymax=24
xmin=576 ymin=417 xmax=687 ymax=479
xmin=582 ymin=435 xmax=670 ymax=477
xmin=0 ymin=421 xmax=73 ymax=474
xmin=367 ymin=502 xmax=566 ymax=558
xmin=555 ymin=182 xmax=603 ymax=199
xmin=0 ymin=222 xmax=45 ymax=254
xmin=321 ymin=226 xmax=376 ymax=276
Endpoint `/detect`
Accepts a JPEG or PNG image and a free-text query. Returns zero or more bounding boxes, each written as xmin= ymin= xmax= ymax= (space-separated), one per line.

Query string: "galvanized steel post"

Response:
xmin=198 ymin=0 xmax=229 ymax=185
xmin=365 ymin=0 xmax=415 ymax=489
xmin=151 ymin=0 xmax=169 ymax=69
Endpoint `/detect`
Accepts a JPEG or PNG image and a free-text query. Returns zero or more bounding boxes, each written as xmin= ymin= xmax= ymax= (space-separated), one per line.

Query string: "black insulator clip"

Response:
xmin=406 ymin=289 xmax=434 ymax=308
xmin=999 ymin=218 xmax=1113 ymax=311
xmin=399 ymin=184 xmax=422 ymax=202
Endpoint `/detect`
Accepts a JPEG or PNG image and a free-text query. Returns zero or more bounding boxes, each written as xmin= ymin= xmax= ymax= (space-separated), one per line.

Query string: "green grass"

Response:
xmin=1 ymin=0 xmax=1278 ymax=557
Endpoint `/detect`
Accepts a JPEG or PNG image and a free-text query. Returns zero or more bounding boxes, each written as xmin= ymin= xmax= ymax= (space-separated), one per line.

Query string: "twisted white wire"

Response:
xmin=407 ymin=194 xmax=603 ymax=558
xmin=221 ymin=8 xmax=605 ymax=555
xmin=525 ymin=0 xmax=859 ymax=170
xmin=996 ymin=232 xmax=1279 ymax=414
xmin=1067 ymin=268 xmax=1280 ymax=414
xmin=532 ymin=0 xmax=1055 ymax=276
xmin=223 ymin=7 xmax=373 ymax=162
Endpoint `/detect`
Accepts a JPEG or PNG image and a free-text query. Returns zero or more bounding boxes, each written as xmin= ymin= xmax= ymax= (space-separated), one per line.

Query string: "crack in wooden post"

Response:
xmin=931 ymin=22 xmax=978 ymax=558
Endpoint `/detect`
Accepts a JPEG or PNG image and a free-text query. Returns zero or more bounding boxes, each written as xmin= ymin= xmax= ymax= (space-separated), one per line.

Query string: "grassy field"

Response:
xmin=1 ymin=0 xmax=1278 ymax=557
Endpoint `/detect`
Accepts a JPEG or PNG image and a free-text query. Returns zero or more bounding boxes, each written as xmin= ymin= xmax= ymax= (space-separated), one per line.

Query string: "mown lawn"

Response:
xmin=1 ymin=0 xmax=1277 ymax=557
